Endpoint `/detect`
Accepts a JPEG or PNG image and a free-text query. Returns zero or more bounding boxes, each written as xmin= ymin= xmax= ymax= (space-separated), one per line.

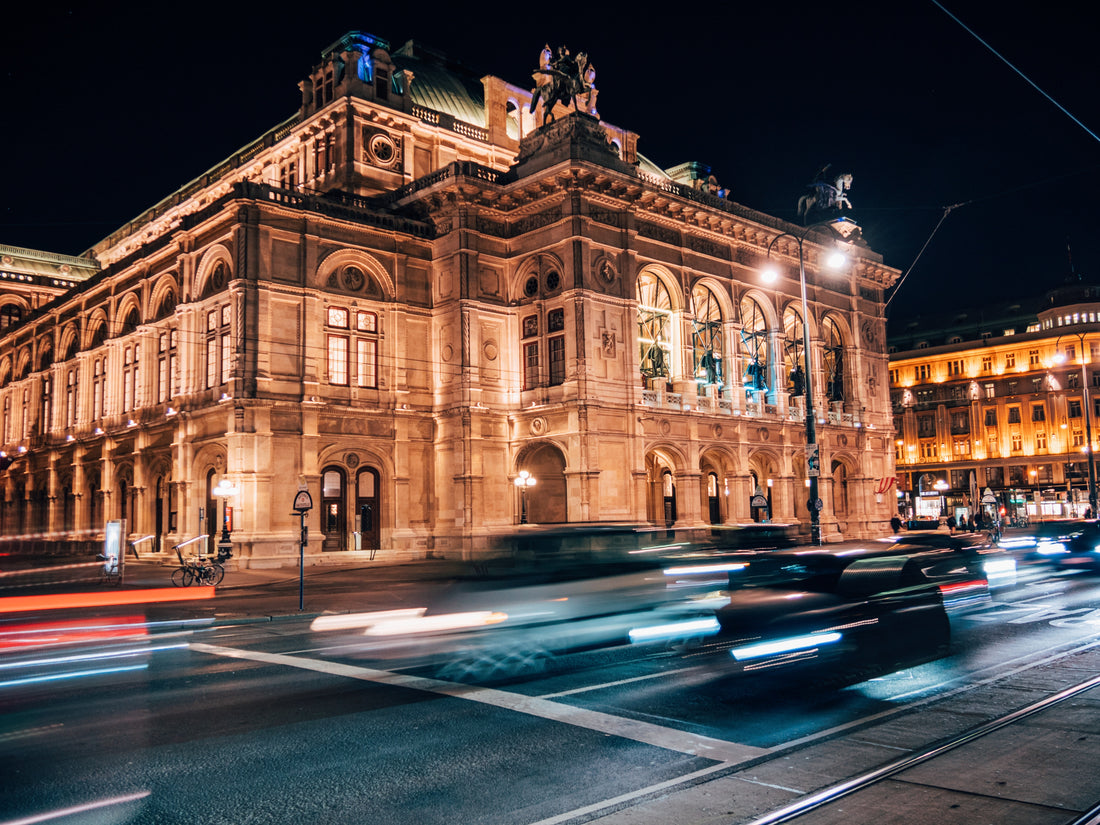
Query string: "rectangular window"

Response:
xmin=92 ymin=359 xmax=104 ymax=419
xmin=548 ymin=336 xmax=566 ymax=385
xmin=206 ymin=338 xmax=218 ymax=389
xmin=954 ymin=438 xmax=970 ymax=456
xmin=981 ymin=356 xmax=992 ymax=373
xmin=984 ymin=408 xmax=997 ymax=427
xmin=328 ymin=335 xmax=349 ymax=385
xmin=1029 ymin=349 xmax=1040 ymax=366
xmin=1032 ymin=404 xmax=1046 ymax=422
xmin=357 ymin=340 xmax=377 ymax=388
xmin=1011 ymin=433 xmax=1022 ymax=452
xmin=1074 ymin=430 xmax=1085 ymax=447
xmin=1069 ymin=399 xmax=1083 ymax=418
xmin=66 ymin=369 xmax=78 ymax=427
xmin=985 ymin=383 xmax=995 ymax=399
xmin=523 ymin=315 xmax=538 ymax=339
xmin=1008 ymin=406 xmax=1021 ymax=424
xmin=1069 ymin=372 xmax=1080 ymax=388
xmin=221 ymin=333 xmax=230 ymax=382
xmin=524 ymin=342 xmax=539 ymax=390
xmin=328 ymin=307 xmax=349 ymax=328
xmin=356 ymin=311 xmax=377 ymax=333
xmin=1036 ymin=431 xmax=1047 ymax=450
xmin=1005 ymin=352 xmax=1016 ymax=368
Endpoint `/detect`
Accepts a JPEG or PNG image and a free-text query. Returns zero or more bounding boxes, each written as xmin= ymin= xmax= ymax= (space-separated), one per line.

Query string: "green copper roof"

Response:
xmin=394 ymin=43 xmax=487 ymax=128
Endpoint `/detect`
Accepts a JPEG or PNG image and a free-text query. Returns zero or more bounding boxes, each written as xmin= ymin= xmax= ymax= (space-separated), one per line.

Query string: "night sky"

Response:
xmin=3 ymin=2 xmax=1097 ymax=323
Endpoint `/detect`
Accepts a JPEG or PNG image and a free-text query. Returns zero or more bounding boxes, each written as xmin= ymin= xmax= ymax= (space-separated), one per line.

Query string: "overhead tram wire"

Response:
xmin=932 ymin=0 xmax=1100 ymax=147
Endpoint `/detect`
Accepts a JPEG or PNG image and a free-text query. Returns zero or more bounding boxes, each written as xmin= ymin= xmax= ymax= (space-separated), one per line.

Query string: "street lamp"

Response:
xmin=762 ymin=216 xmax=859 ymax=545
xmin=1054 ymin=332 xmax=1097 ymax=517
xmin=212 ymin=478 xmax=239 ymax=554
xmin=514 ymin=470 xmax=537 ymax=524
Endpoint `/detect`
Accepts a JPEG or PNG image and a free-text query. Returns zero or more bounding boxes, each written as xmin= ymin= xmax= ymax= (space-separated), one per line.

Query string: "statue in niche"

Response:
xmin=530 ymin=44 xmax=597 ymax=125
xmin=827 ymin=351 xmax=845 ymax=402
xmin=745 ymin=358 xmax=768 ymax=392
xmin=789 ymin=364 xmax=805 ymax=396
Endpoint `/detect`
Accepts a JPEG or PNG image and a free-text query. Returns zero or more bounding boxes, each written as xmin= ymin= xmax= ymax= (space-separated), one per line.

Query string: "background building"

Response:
xmin=0 ymin=32 xmax=899 ymax=565
xmin=889 ymin=282 xmax=1100 ymax=523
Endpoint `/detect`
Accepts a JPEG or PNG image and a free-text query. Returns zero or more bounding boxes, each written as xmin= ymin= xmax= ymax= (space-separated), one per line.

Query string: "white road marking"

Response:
xmin=538 ymin=665 xmax=700 ymax=698
xmin=190 ymin=642 xmax=765 ymax=763
xmin=524 ymin=761 xmax=739 ymax=825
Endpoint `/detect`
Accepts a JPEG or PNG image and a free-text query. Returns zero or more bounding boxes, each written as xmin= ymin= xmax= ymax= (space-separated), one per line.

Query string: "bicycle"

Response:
xmin=98 ymin=554 xmax=122 ymax=586
xmin=171 ymin=556 xmax=225 ymax=587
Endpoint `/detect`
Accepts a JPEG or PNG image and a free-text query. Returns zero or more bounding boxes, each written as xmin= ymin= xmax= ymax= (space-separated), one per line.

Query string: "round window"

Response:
xmin=370 ymin=134 xmax=396 ymax=165
xmin=524 ymin=276 xmax=539 ymax=297
xmin=545 ymin=270 xmax=560 ymax=291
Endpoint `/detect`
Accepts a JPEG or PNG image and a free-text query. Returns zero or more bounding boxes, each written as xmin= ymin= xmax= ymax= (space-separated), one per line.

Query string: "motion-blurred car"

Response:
xmin=998 ymin=519 xmax=1100 ymax=572
xmin=674 ymin=533 xmax=1016 ymax=685
xmin=312 ymin=528 xmax=729 ymax=682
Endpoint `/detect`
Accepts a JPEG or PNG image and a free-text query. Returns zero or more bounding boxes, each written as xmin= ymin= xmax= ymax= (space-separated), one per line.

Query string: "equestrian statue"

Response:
xmin=530 ymin=44 xmax=598 ymax=125
xmin=797 ymin=164 xmax=853 ymax=221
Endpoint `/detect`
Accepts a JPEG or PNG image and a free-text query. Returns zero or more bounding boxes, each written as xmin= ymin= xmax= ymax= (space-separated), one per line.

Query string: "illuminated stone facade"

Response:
xmin=890 ymin=284 xmax=1100 ymax=521
xmin=0 ymin=33 xmax=899 ymax=565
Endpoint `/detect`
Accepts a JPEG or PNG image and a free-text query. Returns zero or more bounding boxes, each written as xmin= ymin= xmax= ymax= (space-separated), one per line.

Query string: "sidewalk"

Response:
xmin=0 ymin=557 xmax=472 ymax=624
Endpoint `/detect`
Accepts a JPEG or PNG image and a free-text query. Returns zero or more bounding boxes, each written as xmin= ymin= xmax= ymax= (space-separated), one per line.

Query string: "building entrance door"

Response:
xmin=321 ymin=467 xmax=346 ymax=551
xmin=356 ymin=468 xmax=380 ymax=551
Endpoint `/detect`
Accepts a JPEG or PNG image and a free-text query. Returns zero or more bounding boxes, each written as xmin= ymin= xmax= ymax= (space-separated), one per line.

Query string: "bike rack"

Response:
xmin=172 ymin=535 xmax=209 ymax=565
xmin=129 ymin=534 xmax=156 ymax=559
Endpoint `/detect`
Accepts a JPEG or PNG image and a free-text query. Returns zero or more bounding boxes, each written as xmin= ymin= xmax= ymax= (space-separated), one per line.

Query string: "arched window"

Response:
xmin=740 ymin=296 xmax=769 ymax=394
xmin=638 ymin=272 xmax=673 ymax=381
xmin=823 ymin=317 xmax=844 ymax=403
xmin=691 ymin=284 xmax=724 ymax=392
xmin=783 ymin=305 xmax=806 ymax=396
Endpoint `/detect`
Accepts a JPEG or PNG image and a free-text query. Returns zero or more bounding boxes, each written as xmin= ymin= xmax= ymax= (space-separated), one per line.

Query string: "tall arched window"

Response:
xmin=823 ymin=317 xmax=845 ymax=403
xmin=783 ymin=305 xmax=806 ymax=397
xmin=739 ymin=296 xmax=769 ymax=394
xmin=638 ymin=272 xmax=673 ymax=382
xmin=691 ymin=284 xmax=724 ymax=393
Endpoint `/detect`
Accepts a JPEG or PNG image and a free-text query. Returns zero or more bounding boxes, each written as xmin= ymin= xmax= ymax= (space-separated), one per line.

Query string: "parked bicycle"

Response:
xmin=171 ymin=555 xmax=225 ymax=587
xmin=97 ymin=553 xmax=122 ymax=586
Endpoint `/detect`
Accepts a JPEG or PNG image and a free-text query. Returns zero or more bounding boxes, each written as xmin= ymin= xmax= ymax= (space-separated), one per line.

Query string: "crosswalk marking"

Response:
xmin=190 ymin=642 xmax=765 ymax=763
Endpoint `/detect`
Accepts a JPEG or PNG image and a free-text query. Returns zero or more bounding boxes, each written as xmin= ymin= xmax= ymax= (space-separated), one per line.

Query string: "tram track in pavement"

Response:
xmin=537 ymin=636 xmax=1100 ymax=825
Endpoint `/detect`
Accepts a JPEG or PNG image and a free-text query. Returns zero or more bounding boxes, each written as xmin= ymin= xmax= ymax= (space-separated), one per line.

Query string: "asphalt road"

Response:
xmin=1 ymin=562 xmax=1099 ymax=824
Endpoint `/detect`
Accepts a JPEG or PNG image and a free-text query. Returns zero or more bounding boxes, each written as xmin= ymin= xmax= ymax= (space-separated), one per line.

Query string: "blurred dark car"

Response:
xmin=679 ymin=533 xmax=1017 ymax=685
xmin=999 ymin=519 xmax=1100 ymax=571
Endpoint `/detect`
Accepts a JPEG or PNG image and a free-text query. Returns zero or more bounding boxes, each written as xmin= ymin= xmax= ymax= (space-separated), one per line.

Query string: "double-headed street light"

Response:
xmin=1054 ymin=332 xmax=1097 ymax=517
xmin=762 ymin=217 xmax=859 ymax=545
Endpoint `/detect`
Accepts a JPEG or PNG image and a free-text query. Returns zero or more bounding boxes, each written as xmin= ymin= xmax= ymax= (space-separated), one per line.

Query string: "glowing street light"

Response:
xmin=761 ymin=216 xmax=859 ymax=544
xmin=514 ymin=470 xmax=537 ymax=524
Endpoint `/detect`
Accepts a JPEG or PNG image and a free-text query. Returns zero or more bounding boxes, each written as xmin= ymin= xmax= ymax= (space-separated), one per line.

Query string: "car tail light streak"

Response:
xmin=729 ymin=631 xmax=842 ymax=661
xmin=938 ymin=579 xmax=989 ymax=611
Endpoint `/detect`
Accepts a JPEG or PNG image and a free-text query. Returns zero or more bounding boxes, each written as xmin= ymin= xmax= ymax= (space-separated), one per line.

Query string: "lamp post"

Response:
xmin=212 ymin=478 xmax=238 ymax=555
xmin=514 ymin=470 xmax=537 ymax=524
xmin=762 ymin=217 xmax=859 ymax=545
xmin=1029 ymin=468 xmax=1040 ymax=522
xmin=1054 ymin=332 xmax=1097 ymax=518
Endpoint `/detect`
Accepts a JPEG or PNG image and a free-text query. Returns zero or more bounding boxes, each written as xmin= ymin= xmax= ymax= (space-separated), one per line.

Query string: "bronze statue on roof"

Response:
xmin=797 ymin=166 xmax=853 ymax=220
xmin=530 ymin=44 xmax=598 ymax=125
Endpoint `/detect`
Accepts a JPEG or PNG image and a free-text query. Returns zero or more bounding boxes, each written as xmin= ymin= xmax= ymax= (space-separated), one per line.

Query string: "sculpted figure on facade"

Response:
xmin=530 ymin=44 xmax=597 ymax=125
xmin=797 ymin=163 xmax=854 ymax=220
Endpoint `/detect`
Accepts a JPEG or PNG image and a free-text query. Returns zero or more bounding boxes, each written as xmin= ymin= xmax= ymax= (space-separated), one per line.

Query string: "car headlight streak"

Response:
xmin=627 ymin=616 xmax=721 ymax=643
xmin=730 ymin=631 xmax=842 ymax=661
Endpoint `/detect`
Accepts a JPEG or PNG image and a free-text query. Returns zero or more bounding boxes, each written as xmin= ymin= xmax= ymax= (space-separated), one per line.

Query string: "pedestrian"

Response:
xmin=890 ymin=515 xmax=902 ymax=533
xmin=967 ymin=514 xmax=975 ymax=531
xmin=946 ymin=515 xmax=957 ymax=533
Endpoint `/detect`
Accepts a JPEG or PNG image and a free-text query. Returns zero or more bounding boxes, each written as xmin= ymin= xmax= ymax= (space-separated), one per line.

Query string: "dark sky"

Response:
xmin=3 ymin=2 xmax=1097 ymax=322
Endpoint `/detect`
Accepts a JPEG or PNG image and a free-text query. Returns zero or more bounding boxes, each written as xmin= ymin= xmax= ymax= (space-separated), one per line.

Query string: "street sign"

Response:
xmin=292 ymin=489 xmax=313 ymax=512
xmin=806 ymin=444 xmax=820 ymax=478
xmin=750 ymin=494 xmax=769 ymax=508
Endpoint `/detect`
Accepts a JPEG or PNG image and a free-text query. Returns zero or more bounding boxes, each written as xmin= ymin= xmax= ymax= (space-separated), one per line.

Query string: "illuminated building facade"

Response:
xmin=0 ymin=32 xmax=899 ymax=565
xmin=890 ymin=283 xmax=1100 ymax=522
